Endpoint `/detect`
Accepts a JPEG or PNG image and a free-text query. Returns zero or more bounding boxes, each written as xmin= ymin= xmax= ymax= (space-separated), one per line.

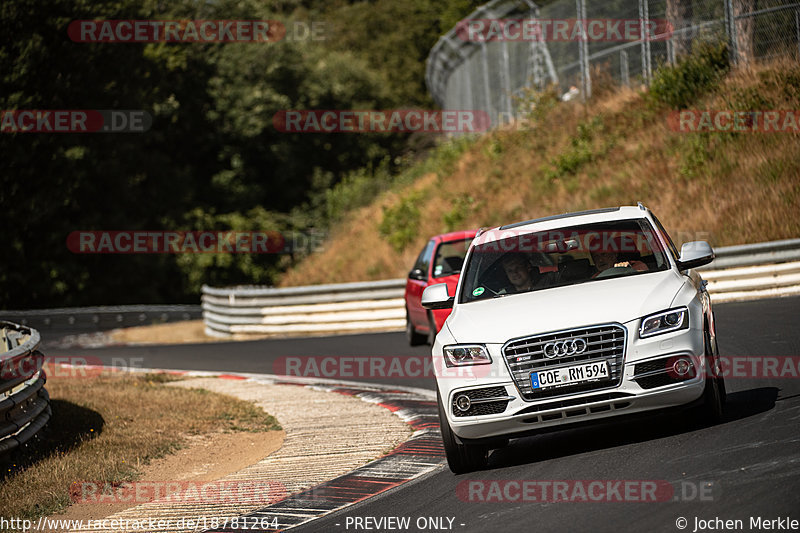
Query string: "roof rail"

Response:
xmin=499 ymin=207 xmax=620 ymax=230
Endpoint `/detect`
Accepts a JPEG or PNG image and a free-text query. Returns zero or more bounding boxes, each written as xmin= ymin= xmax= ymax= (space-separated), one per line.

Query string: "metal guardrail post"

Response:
xmin=501 ymin=38 xmax=513 ymax=121
xmin=639 ymin=0 xmax=652 ymax=84
xmin=620 ymin=50 xmax=630 ymax=86
xmin=667 ymin=37 xmax=675 ymax=66
xmin=481 ymin=42 xmax=492 ymax=123
xmin=577 ymin=0 xmax=591 ymax=99
xmin=724 ymin=0 xmax=738 ymax=65
xmin=796 ymin=8 xmax=800 ymax=60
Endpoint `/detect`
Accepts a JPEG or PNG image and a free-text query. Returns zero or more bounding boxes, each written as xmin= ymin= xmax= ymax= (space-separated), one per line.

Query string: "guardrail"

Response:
xmin=698 ymin=238 xmax=800 ymax=303
xmin=203 ymin=239 xmax=800 ymax=338
xmin=202 ymin=280 xmax=406 ymax=338
xmin=699 ymin=238 xmax=800 ymax=270
xmin=1 ymin=304 xmax=202 ymax=333
xmin=0 ymin=321 xmax=51 ymax=455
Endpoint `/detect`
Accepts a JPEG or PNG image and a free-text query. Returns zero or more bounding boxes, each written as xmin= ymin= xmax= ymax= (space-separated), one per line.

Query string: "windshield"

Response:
xmin=432 ymin=237 xmax=473 ymax=278
xmin=459 ymin=219 xmax=669 ymax=303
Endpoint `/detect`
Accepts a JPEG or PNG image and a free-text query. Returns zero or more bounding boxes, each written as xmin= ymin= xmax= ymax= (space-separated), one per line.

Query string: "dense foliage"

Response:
xmin=1 ymin=0 xmax=483 ymax=307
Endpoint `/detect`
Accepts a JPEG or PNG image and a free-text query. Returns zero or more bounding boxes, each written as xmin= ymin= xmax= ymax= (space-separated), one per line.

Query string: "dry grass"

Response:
xmin=0 ymin=372 xmax=280 ymax=523
xmin=281 ymin=62 xmax=800 ymax=287
xmin=109 ymin=320 xmax=221 ymax=345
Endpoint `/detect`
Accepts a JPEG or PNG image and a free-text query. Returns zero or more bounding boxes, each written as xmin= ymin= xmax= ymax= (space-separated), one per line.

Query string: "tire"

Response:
xmin=427 ymin=312 xmax=438 ymax=346
xmin=437 ymin=390 xmax=488 ymax=474
xmin=406 ymin=310 xmax=427 ymax=346
xmin=696 ymin=330 xmax=725 ymax=425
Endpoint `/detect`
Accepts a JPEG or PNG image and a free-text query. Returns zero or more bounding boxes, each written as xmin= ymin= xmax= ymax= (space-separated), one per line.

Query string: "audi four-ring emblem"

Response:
xmin=543 ymin=338 xmax=588 ymax=358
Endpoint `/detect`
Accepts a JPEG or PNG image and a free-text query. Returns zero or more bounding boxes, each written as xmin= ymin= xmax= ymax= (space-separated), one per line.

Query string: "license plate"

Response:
xmin=531 ymin=361 xmax=609 ymax=389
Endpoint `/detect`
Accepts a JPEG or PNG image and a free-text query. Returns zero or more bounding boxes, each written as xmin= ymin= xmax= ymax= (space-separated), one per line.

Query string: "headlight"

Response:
xmin=639 ymin=308 xmax=689 ymax=338
xmin=442 ymin=344 xmax=492 ymax=367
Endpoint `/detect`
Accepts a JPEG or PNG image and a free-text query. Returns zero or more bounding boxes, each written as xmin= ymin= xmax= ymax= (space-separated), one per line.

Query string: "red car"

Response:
xmin=404 ymin=230 xmax=478 ymax=345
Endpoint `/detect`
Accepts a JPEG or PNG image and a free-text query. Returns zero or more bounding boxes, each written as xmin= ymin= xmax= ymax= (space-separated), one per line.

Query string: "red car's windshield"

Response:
xmin=431 ymin=237 xmax=473 ymax=278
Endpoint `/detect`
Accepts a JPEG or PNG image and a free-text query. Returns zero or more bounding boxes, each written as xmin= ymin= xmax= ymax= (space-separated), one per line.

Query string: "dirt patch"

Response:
xmin=109 ymin=320 xmax=220 ymax=345
xmin=52 ymin=429 xmax=284 ymax=526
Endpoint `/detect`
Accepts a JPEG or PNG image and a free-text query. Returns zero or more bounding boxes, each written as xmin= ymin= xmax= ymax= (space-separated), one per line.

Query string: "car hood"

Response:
xmin=446 ymin=270 xmax=685 ymax=344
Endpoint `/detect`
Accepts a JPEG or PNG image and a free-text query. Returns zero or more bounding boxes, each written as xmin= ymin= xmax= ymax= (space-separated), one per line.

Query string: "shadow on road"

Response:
xmin=485 ymin=387 xmax=779 ymax=470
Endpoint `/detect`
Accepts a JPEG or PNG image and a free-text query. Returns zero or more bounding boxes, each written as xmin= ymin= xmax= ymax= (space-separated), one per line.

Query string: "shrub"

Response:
xmin=649 ymin=41 xmax=730 ymax=109
xmin=545 ymin=116 xmax=607 ymax=180
xmin=442 ymin=194 xmax=479 ymax=232
xmin=378 ymin=192 xmax=422 ymax=253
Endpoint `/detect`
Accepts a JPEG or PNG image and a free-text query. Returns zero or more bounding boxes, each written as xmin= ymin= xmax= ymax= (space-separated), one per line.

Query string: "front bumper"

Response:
xmin=436 ymin=323 xmax=708 ymax=441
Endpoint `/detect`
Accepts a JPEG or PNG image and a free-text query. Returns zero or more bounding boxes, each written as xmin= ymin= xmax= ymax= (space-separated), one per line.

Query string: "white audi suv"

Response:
xmin=422 ymin=205 xmax=725 ymax=473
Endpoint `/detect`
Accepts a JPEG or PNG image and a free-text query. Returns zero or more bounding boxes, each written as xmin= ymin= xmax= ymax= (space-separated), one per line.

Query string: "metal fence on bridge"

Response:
xmin=426 ymin=0 xmax=800 ymax=129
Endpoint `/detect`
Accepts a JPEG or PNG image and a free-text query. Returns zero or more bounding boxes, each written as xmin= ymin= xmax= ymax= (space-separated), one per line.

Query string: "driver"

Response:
xmin=500 ymin=254 xmax=537 ymax=293
xmin=590 ymin=249 xmax=648 ymax=277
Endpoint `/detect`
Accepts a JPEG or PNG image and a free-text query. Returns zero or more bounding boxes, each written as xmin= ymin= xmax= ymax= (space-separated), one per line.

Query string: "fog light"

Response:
xmin=673 ymin=358 xmax=692 ymax=376
xmin=454 ymin=394 xmax=471 ymax=412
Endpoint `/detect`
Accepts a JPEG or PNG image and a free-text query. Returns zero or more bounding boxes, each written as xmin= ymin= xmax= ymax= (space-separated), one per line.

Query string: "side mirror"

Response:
xmin=408 ymin=268 xmax=427 ymax=281
xmin=422 ymin=283 xmax=454 ymax=310
xmin=677 ymin=241 xmax=715 ymax=270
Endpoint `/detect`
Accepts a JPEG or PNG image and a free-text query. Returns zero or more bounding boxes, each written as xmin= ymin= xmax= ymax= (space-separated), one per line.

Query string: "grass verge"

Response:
xmin=0 ymin=371 xmax=281 ymax=523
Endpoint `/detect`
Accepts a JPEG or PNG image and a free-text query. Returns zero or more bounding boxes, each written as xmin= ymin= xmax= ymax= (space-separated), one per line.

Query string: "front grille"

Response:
xmin=637 ymin=374 xmax=682 ymax=389
xmin=513 ymin=392 xmax=634 ymax=416
xmin=452 ymin=386 xmax=510 ymax=417
xmin=462 ymin=386 xmax=506 ymax=400
xmin=503 ymin=324 xmax=626 ymax=401
xmin=633 ymin=359 xmax=668 ymax=374
xmin=455 ymin=401 xmax=508 ymax=417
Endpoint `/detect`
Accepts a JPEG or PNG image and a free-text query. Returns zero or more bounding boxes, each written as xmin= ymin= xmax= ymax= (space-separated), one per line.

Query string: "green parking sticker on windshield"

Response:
xmin=472 ymin=287 xmax=485 ymax=297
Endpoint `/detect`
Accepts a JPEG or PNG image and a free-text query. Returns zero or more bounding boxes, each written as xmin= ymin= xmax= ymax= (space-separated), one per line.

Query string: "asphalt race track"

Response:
xmin=50 ymin=296 xmax=800 ymax=533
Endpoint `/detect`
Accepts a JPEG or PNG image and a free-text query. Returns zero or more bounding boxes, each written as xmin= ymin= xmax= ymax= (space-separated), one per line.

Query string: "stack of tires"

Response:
xmin=0 ymin=321 xmax=51 ymax=455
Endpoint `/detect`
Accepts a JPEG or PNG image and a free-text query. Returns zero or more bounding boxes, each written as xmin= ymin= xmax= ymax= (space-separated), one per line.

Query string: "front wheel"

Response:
xmin=695 ymin=330 xmax=725 ymax=425
xmin=427 ymin=312 xmax=438 ymax=346
xmin=437 ymin=390 xmax=488 ymax=474
xmin=406 ymin=310 xmax=427 ymax=346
